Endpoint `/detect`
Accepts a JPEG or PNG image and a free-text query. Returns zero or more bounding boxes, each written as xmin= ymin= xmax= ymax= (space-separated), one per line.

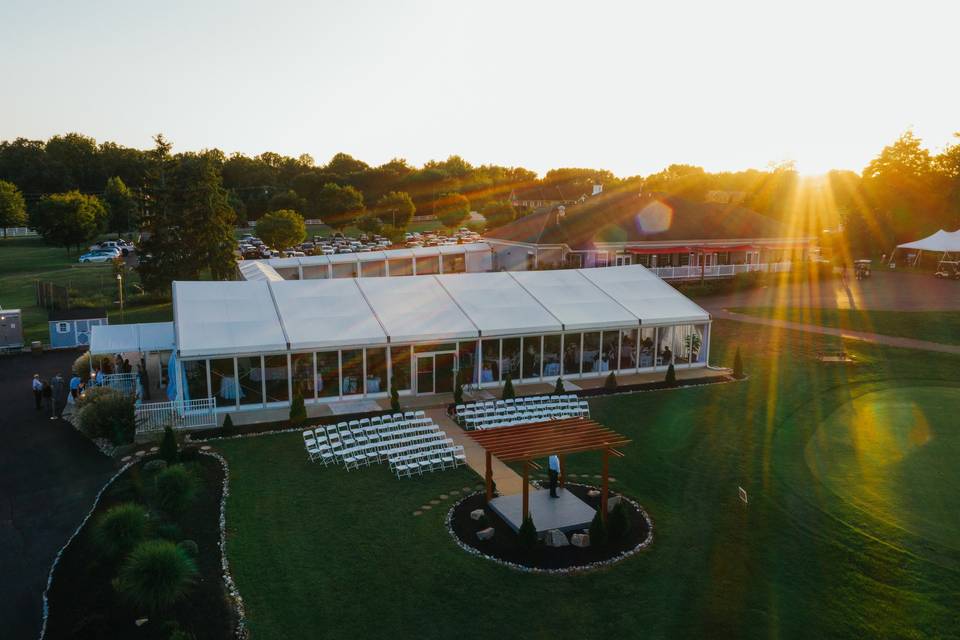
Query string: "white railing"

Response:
xmin=102 ymin=372 xmax=139 ymax=396
xmin=638 ymin=262 xmax=792 ymax=280
xmin=2 ymin=227 xmax=38 ymax=237
xmin=135 ymin=397 xmax=218 ymax=434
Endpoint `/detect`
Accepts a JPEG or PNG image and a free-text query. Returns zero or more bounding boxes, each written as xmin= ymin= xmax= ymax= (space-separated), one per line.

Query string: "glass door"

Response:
xmin=415 ymin=355 xmax=434 ymax=394
xmin=436 ymin=353 xmax=456 ymax=394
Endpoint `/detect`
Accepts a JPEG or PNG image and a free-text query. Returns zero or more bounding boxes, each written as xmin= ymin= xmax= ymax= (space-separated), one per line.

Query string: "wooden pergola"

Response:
xmin=467 ymin=417 xmax=631 ymax=522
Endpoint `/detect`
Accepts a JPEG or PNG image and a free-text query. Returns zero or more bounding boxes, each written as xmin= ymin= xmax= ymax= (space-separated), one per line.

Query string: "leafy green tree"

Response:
xmin=113 ymin=540 xmax=197 ymax=612
xmin=103 ymin=176 xmax=138 ymax=236
xmin=325 ymin=152 xmax=370 ymax=177
xmin=480 ymin=200 xmax=516 ymax=229
xmin=255 ymin=209 xmax=306 ymax=252
xmin=374 ymin=191 xmax=415 ymax=228
xmin=433 ymin=192 xmax=470 ymax=228
xmin=355 ymin=213 xmax=383 ymax=235
xmin=316 ymin=183 xmax=365 ymax=230
xmin=137 ymin=137 xmax=237 ymax=293
xmin=0 ymin=179 xmax=27 ymax=236
xmin=30 ymin=191 xmax=107 ymax=254
xmin=268 ymin=189 xmax=307 ymax=214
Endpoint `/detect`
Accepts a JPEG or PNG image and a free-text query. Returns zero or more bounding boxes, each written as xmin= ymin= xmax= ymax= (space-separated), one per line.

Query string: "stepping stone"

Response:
xmin=587 ymin=489 xmax=601 ymax=498
xmin=470 ymin=509 xmax=485 ymax=521
xmin=450 ymin=490 xmax=460 ymax=495
xmin=462 ymin=487 xmax=472 ymax=492
xmin=593 ymin=474 xmax=601 ymax=479
xmin=439 ymin=494 xmax=449 ymax=500
xmin=421 ymin=505 xmax=432 ymax=510
xmin=608 ymin=477 xmax=616 ymax=483
xmin=429 ymin=499 xmax=440 ymax=505
xmin=120 ymin=456 xmax=132 ymax=463
xmin=412 ymin=511 xmax=422 ymax=517
xmin=201 ymin=445 xmax=212 ymax=451
xmin=149 ymin=446 xmax=159 ymax=452
xmin=476 ymin=527 xmax=495 ymax=541
xmin=134 ymin=450 xmax=145 ymax=457
xmin=568 ymin=473 xmax=578 ymax=478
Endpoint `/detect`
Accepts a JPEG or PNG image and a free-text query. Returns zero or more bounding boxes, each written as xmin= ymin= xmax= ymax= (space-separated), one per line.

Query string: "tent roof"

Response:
xmin=90 ymin=322 xmax=176 ymax=354
xmin=509 ymin=269 xmax=638 ymax=330
xmin=436 ymin=272 xmax=561 ymax=337
xmin=897 ymin=229 xmax=960 ymax=252
xmin=269 ymin=279 xmax=387 ymax=350
xmin=356 ymin=275 xmax=478 ymax=343
xmin=173 ymin=281 xmax=288 ymax=357
xmin=578 ymin=265 xmax=710 ymax=325
xmin=237 ymin=260 xmax=283 ymax=282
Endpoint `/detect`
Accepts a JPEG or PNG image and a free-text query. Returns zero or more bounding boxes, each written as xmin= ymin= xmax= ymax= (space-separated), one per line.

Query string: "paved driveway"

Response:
xmin=0 ymin=349 xmax=115 ymax=639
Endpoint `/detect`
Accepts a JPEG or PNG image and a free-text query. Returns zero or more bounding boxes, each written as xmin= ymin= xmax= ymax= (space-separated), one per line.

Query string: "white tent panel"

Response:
xmin=91 ymin=322 xmax=176 ymax=354
xmin=578 ymin=265 xmax=710 ymax=325
xmin=508 ymin=270 xmax=637 ymax=331
xmin=237 ymin=260 xmax=283 ymax=282
xmin=269 ymin=279 xmax=387 ymax=350
xmin=173 ymin=281 xmax=288 ymax=357
xmin=436 ymin=272 xmax=561 ymax=337
xmin=896 ymin=229 xmax=960 ymax=252
xmin=357 ymin=275 xmax=478 ymax=343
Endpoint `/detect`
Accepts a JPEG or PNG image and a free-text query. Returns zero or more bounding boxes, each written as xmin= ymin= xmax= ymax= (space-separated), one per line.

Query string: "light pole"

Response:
xmin=116 ymin=272 xmax=125 ymax=323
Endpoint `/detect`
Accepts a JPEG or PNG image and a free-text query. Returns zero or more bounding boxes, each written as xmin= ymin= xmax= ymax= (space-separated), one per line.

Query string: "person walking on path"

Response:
xmin=41 ymin=378 xmax=53 ymax=417
xmin=32 ymin=374 xmax=43 ymax=410
xmin=51 ymin=372 xmax=64 ymax=419
xmin=69 ymin=373 xmax=81 ymax=400
xmin=548 ymin=454 xmax=561 ymax=498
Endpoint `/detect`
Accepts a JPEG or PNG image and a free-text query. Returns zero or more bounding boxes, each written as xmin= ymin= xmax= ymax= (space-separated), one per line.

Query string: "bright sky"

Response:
xmin=2 ymin=0 xmax=958 ymax=177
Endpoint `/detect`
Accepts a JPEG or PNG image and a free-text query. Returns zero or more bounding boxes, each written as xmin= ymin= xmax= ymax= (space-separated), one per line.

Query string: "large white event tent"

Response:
xmin=169 ymin=264 xmax=712 ymax=413
xmin=894 ymin=229 xmax=960 ymax=265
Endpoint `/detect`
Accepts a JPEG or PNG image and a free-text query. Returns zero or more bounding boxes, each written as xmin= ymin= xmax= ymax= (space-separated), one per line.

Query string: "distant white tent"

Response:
xmin=894 ymin=229 xmax=960 ymax=265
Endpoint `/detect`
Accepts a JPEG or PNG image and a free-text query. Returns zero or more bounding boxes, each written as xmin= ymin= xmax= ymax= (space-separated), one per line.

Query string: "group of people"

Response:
xmin=31 ymin=372 xmax=66 ymax=420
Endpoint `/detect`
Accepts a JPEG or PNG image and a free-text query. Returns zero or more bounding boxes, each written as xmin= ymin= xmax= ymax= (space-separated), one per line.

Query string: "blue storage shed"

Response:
xmin=48 ymin=308 xmax=108 ymax=349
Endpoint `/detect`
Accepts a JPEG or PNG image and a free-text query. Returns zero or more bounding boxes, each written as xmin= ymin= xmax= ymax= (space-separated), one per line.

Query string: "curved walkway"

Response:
xmin=712 ymin=309 xmax=960 ymax=355
xmin=0 ymin=350 xmax=115 ymax=639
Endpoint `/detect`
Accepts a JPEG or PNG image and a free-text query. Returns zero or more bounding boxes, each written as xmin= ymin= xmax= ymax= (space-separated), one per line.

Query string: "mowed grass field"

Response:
xmin=0 ymin=236 xmax=171 ymax=343
xmin=729 ymin=306 xmax=960 ymax=346
xmin=215 ymin=319 xmax=960 ymax=639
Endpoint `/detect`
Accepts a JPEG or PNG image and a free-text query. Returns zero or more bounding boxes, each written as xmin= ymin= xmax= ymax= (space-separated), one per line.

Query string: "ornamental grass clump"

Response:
xmin=589 ymin=508 xmax=608 ymax=547
xmin=92 ymin=502 xmax=149 ymax=560
xmin=554 ymin=378 xmax=565 ymax=394
xmin=604 ymin=372 xmax=617 ymax=390
xmin=607 ymin=501 xmax=632 ymax=542
xmin=155 ymin=464 xmax=198 ymax=516
xmin=159 ymin=426 xmax=178 ymax=465
xmin=502 ymin=375 xmax=515 ymax=400
xmin=289 ymin=392 xmax=307 ymax=424
xmin=113 ymin=540 xmax=197 ymax=612
xmin=518 ymin=515 xmax=537 ymax=551
xmin=665 ymin=363 xmax=677 ymax=386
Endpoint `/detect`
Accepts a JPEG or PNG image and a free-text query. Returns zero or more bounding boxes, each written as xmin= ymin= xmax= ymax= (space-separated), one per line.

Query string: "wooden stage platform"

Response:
xmin=488 ymin=488 xmax=596 ymax=534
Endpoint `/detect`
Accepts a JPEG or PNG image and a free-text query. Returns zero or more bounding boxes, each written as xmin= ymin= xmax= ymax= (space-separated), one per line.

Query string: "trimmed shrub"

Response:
xmin=604 ymin=372 xmax=617 ymax=390
xmin=91 ymin=502 xmax=149 ymax=559
xmin=113 ymin=540 xmax=197 ymax=612
xmin=221 ymin=413 xmax=234 ymax=435
xmin=78 ymin=389 xmax=137 ymax=444
xmin=518 ymin=515 xmax=537 ymax=551
xmin=289 ymin=392 xmax=307 ymax=424
xmin=76 ymin=385 xmax=117 ymax=410
xmin=502 ymin=374 xmax=515 ymax=400
xmin=665 ymin=363 xmax=676 ymax=386
xmin=154 ymin=522 xmax=182 ymax=541
xmin=733 ymin=346 xmax=744 ymax=379
xmin=453 ymin=382 xmax=464 ymax=406
xmin=390 ymin=385 xmax=401 ymax=411
xmin=72 ymin=351 xmax=91 ymax=379
xmin=554 ymin=378 xmax=565 ymax=394
xmin=176 ymin=539 xmax=199 ymax=557
xmin=589 ymin=508 xmax=608 ymax=547
xmin=159 ymin=426 xmax=178 ymax=465
xmin=608 ymin=501 xmax=632 ymax=542
xmin=154 ymin=465 xmax=198 ymax=516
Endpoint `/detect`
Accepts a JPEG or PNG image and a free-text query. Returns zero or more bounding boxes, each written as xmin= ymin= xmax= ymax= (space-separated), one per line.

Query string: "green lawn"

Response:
xmin=729 ymin=306 xmax=960 ymax=346
xmin=215 ymin=320 xmax=960 ymax=639
xmin=0 ymin=236 xmax=172 ymax=343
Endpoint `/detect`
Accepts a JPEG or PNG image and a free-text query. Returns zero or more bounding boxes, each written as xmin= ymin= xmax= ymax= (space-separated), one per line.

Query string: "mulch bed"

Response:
xmin=448 ymin=484 xmax=651 ymax=571
xmin=44 ymin=450 xmax=236 ymax=639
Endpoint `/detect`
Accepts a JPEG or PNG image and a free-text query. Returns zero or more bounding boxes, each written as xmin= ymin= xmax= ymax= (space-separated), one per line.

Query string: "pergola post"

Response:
xmin=522 ymin=460 xmax=530 ymax=522
xmin=559 ymin=454 xmax=567 ymax=489
xmin=601 ymin=447 xmax=610 ymax=523
xmin=485 ymin=450 xmax=493 ymax=502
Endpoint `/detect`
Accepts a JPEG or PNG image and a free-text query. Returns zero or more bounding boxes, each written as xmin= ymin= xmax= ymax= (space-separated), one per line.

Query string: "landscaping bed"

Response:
xmin=448 ymin=483 xmax=652 ymax=572
xmin=44 ymin=449 xmax=237 ymax=639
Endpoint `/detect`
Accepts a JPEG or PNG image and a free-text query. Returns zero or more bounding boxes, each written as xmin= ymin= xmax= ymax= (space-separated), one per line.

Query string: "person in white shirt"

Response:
xmin=548 ymin=454 xmax=561 ymax=498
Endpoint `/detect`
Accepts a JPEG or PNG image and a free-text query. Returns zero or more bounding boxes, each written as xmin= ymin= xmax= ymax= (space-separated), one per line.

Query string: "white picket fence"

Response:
xmin=101 ymin=372 xmax=139 ymax=396
xmin=135 ymin=397 xmax=218 ymax=434
xmin=645 ymin=262 xmax=792 ymax=281
xmin=2 ymin=227 xmax=38 ymax=237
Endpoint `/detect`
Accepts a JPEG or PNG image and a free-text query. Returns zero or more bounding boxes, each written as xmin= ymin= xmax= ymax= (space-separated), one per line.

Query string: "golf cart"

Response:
xmin=934 ymin=260 xmax=960 ymax=280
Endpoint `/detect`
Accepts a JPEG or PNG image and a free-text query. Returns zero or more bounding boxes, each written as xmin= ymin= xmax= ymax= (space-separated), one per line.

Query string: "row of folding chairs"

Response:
xmin=461 ymin=402 xmax=589 ymax=430
xmin=390 ymin=442 xmax=466 ymax=478
xmin=302 ymin=418 xmax=437 ymax=466
xmin=341 ymin=430 xmax=446 ymax=470
xmin=455 ymin=394 xmax=586 ymax=424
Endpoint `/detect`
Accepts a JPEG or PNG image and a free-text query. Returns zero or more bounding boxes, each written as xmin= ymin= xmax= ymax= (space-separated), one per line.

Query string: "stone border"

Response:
xmin=444 ymin=483 xmax=654 ymax=575
xmin=38 ymin=451 xmax=248 ymax=639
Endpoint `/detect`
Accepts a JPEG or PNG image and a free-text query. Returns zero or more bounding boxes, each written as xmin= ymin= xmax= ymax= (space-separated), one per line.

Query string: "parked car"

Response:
xmin=78 ymin=251 xmax=116 ymax=263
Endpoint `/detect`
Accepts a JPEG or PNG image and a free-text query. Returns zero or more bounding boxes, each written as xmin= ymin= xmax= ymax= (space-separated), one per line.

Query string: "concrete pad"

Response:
xmin=488 ymin=488 xmax=596 ymax=534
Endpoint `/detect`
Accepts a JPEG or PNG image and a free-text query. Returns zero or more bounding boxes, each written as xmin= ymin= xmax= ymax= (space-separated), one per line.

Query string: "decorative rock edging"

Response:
xmin=444 ymin=483 xmax=654 ymax=575
xmin=38 ymin=450 xmax=248 ymax=639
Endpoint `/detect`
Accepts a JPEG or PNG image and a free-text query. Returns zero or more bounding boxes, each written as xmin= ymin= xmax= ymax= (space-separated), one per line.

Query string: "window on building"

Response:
xmin=562 ymin=333 xmax=581 ymax=376
xmin=415 ymin=255 xmax=439 ymax=275
xmin=236 ymin=356 xmax=264 ymax=406
xmin=210 ymin=358 xmax=237 ymax=408
xmin=291 ymin=353 xmax=315 ymax=399
xmin=365 ymin=348 xmax=387 ymax=394
xmin=264 ymin=355 xmax=289 ymax=403
xmin=543 ymin=334 xmax=561 ymax=379
xmin=182 ymin=360 xmax=208 ymax=400
xmin=341 ymin=349 xmax=363 ymax=395
xmin=443 ymin=253 xmax=465 ymax=273
xmin=390 ymin=346 xmax=411 ymax=391
xmin=619 ymin=328 xmax=638 ymax=370
xmin=316 ymin=351 xmax=339 ymax=398
xmin=388 ymin=258 xmax=413 ymax=276
xmin=501 ymin=337 xmax=521 ymax=380
xmin=521 ymin=335 xmax=541 ymax=379
xmin=481 ymin=339 xmax=500 ymax=383
xmin=457 ymin=340 xmax=477 ymax=385
xmin=56 ymin=322 xmax=70 ymax=334
xmin=582 ymin=332 xmax=601 ymax=372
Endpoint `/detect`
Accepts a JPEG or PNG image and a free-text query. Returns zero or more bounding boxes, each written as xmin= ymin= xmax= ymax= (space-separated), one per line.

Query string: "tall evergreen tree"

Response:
xmin=137 ymin=136 xmax=237 ymax=293
xmin=103 ymin=176 xmax=138 ymax=236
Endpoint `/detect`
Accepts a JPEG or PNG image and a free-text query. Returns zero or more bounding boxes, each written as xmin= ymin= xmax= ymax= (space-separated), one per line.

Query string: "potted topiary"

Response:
xmin=604 ymin=371 xmax=617 ymax=390
xmin=518 ymin=515 xmax=537 ymax=551
xmin=665 ymin=363 xmax=676 ymax=386
xmin=554 ymin=378 xmax=565 ymax=394
xmin=502 ymin=374 xmax=515 ymax=400
xmin=289 ymin=392 xmax=307 ymax=425
xmin=390 ymin=385 xmax=401 ymax=411
xmin=159 ymin=426 xmax=178 ymax=465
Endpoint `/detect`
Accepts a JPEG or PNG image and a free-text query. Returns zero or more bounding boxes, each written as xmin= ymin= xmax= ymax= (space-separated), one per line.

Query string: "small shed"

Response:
xmin=48 ymin=308 xmax=108 ymax=349
xmin=0 ymin=308 xmax=23 ymax=350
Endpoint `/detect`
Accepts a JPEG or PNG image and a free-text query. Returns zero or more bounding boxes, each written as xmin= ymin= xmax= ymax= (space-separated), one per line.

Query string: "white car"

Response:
xmin=78 ymin=251 xmax=116 ymax=263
